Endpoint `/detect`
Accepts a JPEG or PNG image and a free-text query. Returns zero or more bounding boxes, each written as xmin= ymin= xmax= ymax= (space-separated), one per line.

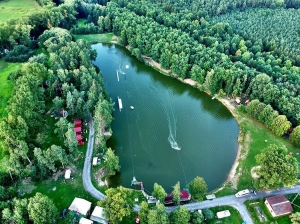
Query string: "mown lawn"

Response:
xmin=74 ymin=33 xmax=117 ymax=44
xmin=0 ymin=0 xmax=42 ymax=23
xmin=215 ymin=104 xmax=298 ymax=197
xmin=207 ymin=205 xmax=243 ymax=224
xmin=236 ymin=109 xmax=298 ymax=191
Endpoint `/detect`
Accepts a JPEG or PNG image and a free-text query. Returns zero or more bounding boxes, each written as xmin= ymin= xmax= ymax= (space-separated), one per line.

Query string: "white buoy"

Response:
xmin=126 ymin=65 xmax=129 ymax=69
xmin=130 ymin=106 xmax=134 ymax=110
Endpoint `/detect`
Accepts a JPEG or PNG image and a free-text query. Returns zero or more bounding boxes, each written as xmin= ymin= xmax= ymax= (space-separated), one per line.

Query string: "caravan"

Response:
xmin=235 ymin=189 xmax=250 ymax=198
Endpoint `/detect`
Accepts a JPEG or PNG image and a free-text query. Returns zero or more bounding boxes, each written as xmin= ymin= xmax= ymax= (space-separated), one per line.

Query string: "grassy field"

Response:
xmin=74 ymin=33 xmax=117 ymax=44
xmin=207 ymin=205 xmax=243 ymax=224
xmin=0 ymin=0 xmax=42 ymax=23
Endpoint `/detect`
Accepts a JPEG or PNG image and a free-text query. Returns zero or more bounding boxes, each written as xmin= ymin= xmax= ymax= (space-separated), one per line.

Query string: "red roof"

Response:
xmin=265 ymin=195 xmax=293 ymax=216
xmin=74 ymin=119 xmax=82 ymax=127
xmin=74 ymin=126 xmax=82 ymax=133
xmin=180 ymin=190 xmax=190 ymax=199
xmin=76 ymin=134 xmax=82 ymax=140
xmin=164 ymin=190 xmax=191 ymax=204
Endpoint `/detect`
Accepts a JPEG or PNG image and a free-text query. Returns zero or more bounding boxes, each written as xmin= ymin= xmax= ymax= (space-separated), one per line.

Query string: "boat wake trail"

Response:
xmin=150 ymin=88 xmax=181 ymax=151
xmin=165 ymin=92 xmax=181 ymax=151
xmin=168 ymin=132 xmax=181 ymax=150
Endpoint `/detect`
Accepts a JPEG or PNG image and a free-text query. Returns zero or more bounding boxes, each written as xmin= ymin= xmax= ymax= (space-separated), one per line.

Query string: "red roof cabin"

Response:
xmin=74 ymin=119 xmax=82 ymax=127
xmin=164 ymin=190 xmax=191 ymax=205
xmin=76 ymin=134 xmax=84 ymax=146
xmin=74 ymin=126 xmax=82 ymax=134
xmin=265 ymin=195 xmax=293 ymax=217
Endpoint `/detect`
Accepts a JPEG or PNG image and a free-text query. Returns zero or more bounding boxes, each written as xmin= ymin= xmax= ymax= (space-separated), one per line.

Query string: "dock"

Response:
xmin=118 ymin=97 xmax=123 ymax=111
xmin=131 ymin=177 xmax=158 ymax=204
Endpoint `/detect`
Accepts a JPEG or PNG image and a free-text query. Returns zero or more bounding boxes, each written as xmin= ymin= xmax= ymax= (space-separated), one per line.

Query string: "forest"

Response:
xmin=0 ymin=0 xmax=300 ymax=222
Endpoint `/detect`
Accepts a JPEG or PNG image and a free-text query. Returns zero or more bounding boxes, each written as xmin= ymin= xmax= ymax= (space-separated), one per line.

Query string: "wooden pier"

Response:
xmin=131 ymin=177 xmax=158 ymax=204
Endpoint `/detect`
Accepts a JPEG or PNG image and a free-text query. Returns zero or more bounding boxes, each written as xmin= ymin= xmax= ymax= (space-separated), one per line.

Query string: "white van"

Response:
xmin=235 ymin=189 xmax=250 ymax=197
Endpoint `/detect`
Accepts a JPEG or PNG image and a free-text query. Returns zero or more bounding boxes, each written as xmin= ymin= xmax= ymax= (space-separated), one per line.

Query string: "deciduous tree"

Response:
xmin=28 ymin=193 xmax=57 ymax=224
xmin=103 ymin=148 xmax=120 ymax=175
xmin=270 ymin=115 xmax=291 ymax=137
xmin=172 ymin=181 xmax=181 ymax=205
xmin=138 ymin=201 xmax=149 ymax=224
xmin=290 ymin=126 xmax=300 ymax=147
xmin=187 ymin=176 xmax=207 ymax=201
xmin=147 ymin=202 xmax=168 ymax=224
xmin=291 ymin=212 xmax=300 ymax=224
xmin=99 ymin=186 xmax=131 ymax=224
xmin=255 ymin=144 xmax=298 ymax=189
xmin=152 ymin=183 xmax=167 ymax=203
xmin=170 ymin=206 xmax=190 ymax=224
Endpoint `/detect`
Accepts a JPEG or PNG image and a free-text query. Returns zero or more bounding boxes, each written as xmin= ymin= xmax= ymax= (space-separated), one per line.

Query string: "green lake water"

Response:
xmin=92 ymin=43 xmax=239 ymax=193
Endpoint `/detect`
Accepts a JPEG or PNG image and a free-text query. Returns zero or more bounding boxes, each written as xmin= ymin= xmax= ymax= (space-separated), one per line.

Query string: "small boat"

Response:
xmin=130 ymin=106 xmax=134 ymax=110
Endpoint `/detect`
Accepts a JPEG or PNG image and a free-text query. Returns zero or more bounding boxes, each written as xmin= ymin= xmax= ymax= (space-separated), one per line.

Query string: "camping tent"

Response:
xmin=65 ymin=169 xmax=71 ymax=179
xmin=79 ymin=217 xmax=93 ymax=224
xmin=69 ymin=198 xmax=92 ymax=216
xmin=90 ymin=206 xmax=108 ymax=224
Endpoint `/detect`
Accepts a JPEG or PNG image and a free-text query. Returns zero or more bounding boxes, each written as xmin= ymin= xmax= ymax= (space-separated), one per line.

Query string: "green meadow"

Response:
xmin=0 ymin=0 xmax=42 ymax=23
xmin=74 ymin=33 xmax=117 ymax=44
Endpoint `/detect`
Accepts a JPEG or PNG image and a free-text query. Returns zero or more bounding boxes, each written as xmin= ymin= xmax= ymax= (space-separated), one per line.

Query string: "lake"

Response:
xmin=92 ymin=43 xmax=239 ymax=193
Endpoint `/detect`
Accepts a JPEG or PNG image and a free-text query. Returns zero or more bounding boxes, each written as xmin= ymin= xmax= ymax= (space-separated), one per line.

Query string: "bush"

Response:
xmin=5 ymin=45 xmax=34 ymax=62
xmin=202 ymin=208 xmax=214 ymax=220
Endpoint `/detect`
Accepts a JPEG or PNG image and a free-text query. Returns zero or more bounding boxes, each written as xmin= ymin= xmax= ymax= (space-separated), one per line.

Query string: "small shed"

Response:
xmin=216 ymin=210 xmax=231 ymax=218
xmin=79 ymin=217 xmax=93 ymax=224
xmin=90 ymin=206 xmax=108 ymax=224
xmin=92 ymin=157 xmax=98 ymax=166
xmin=265 ymin=195 xmax=293 ymax=217
xmin=68 ymin=198 xmax=92 ymax=216
xmin=65 ymin=169 xmax=71 ymax=179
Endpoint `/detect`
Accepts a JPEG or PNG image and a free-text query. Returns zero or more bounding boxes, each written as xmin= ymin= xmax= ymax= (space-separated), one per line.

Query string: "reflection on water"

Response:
xmin=92 ymin=43 xmax=239 ymax=193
